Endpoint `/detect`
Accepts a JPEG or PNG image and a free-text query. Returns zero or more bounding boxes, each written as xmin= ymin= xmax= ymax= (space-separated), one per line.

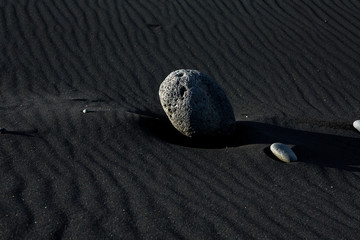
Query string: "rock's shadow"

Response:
xmin=139 ymin=116 xmax=245 ymax=148
xmin=139 ymin=116 xmax=360 ymax=171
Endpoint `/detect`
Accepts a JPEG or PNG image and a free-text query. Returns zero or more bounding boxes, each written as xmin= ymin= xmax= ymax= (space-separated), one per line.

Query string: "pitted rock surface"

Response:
xmin=159 ymin=69 xmax=236 ymax=137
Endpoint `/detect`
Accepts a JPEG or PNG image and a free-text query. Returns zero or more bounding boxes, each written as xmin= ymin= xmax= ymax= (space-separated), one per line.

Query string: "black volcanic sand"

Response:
xmin=1 ymin=0 xmax=360 ymax=239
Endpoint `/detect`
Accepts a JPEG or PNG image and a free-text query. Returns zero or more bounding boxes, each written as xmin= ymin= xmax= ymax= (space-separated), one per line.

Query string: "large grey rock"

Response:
xmin=159 ymin=69 xmax=236 ymax=137
xmin=270 ymin=143 xmax=298 ymax=163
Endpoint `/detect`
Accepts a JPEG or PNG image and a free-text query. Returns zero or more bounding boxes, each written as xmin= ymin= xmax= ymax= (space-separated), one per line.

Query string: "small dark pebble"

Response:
xmin=0 ymin=128 xmax=7 ymax=134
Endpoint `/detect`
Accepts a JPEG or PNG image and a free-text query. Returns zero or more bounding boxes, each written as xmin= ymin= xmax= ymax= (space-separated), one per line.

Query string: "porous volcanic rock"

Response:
xmin=159 ymin=69 xmax=236 ymax=137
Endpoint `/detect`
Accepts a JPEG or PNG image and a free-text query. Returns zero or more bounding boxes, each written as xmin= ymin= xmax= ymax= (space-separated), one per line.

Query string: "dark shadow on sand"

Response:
xmin=0 ymin=129 xmax=38 ymax=137
xmin=139 ymin=116 xmax=360 ymax=171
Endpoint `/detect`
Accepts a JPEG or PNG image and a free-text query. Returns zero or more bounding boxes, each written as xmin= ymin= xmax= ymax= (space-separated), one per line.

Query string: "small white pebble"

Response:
xmin=270 ymin=143 xmax=298 ymax=163
xmin=82 ymin=109 xmax=88 ymax=113
xmin=353 ymin=120 xmax=360 ymax=133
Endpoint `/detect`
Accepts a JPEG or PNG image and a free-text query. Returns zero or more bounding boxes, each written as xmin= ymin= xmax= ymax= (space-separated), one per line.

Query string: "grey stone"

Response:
xmin=270 ymin=143 xmax=297 ymax=163
xmin=159 ymin=69 xmax=236 ymax=137
xmin=353 ymin=120 xmax=360 ymax=133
